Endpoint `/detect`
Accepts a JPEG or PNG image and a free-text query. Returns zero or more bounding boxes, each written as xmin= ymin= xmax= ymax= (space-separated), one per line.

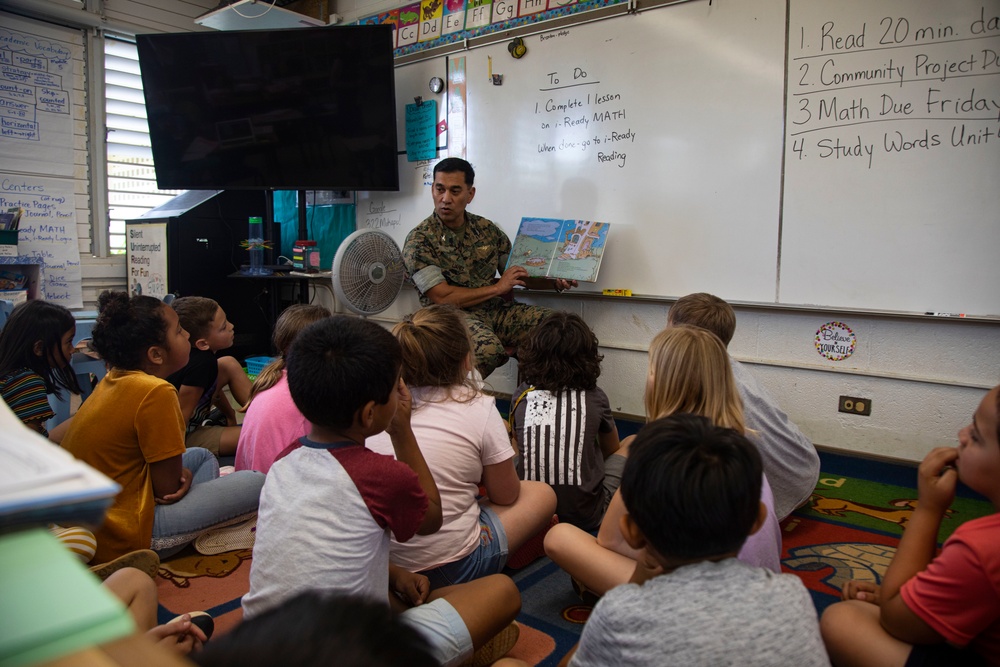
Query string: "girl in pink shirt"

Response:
xmin=235 ymin=304 xmax=330 ymax=473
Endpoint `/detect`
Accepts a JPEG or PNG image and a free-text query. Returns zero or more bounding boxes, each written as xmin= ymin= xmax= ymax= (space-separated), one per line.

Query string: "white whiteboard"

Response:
xmin=782 ymin=0 xmax=1000 ymax=315
xmin=359 ymin=0 xmax=1000 ymax=316
xmin=360 ymin=0 xmax=786 ymax=303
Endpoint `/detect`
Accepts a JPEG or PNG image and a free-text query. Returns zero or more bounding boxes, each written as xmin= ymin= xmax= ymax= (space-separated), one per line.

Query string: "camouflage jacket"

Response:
xmin=403 ymin=212 xmax=512 ymax=309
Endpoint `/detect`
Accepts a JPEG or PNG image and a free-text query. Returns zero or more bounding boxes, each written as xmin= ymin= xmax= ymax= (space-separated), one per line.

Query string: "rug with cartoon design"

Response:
xmin=154 ymin=450 xmax=993 ymax=666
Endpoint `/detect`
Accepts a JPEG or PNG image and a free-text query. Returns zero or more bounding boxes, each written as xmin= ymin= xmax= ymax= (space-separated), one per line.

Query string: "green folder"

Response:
xmin=0 ymin=529 xmax=136 ymax=666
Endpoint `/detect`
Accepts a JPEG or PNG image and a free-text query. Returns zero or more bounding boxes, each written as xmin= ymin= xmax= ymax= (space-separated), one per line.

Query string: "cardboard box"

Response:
xmin=0 ymin=289 xmax=28 ymax=304
xmin=0 ymin=230 xmax=17 ymax=258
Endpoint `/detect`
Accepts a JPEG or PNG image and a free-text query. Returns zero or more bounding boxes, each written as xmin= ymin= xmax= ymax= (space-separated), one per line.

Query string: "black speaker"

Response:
xmin=127 ymin=190 xmax=274 ymax=361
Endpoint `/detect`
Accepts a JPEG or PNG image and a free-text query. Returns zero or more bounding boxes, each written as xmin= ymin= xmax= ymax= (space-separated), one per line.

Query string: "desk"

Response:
xmin=227 ymin=270 xmax=332 ymax=330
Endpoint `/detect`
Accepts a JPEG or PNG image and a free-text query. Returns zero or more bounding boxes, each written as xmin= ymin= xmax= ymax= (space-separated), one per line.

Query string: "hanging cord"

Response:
xmin=230 ymin=0 xmax=277 ymax=19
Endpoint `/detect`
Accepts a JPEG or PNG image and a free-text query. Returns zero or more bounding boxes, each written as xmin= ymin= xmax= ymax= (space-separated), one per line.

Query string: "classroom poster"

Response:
xmin=406 ymin=100 xmax=438 ymax=161
xmin=125 ymin=222 xmax=167 ymax=300
xmin=418 ymin=0 xmax=443 ymax=43
xmin=815 ymin=321 xmax=856 ymax=362
xmin=491 ymin=0 xmax=516 ymax=22
xmin=442 ymin=0 xmax=467 ymax=35
xmin=465 ymin=0 xmax=493 ymax=29
xmin=518 ymin=0 xmax=547 ymax=19
xmin=0 ymin=20 xmax=77 ymax=178
xmin=447 ymin=57 xmax=468 ymax=159
xmin=2 ymin=175 xmax=82 ymax=308
xmin=397 ymin=3 xmax=421 ymax=46
xmin=358 ymin=12 xmax=399 ymax=47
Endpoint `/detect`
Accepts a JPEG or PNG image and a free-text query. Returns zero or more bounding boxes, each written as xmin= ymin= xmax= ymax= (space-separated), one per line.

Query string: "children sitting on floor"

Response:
xmin=820 ymin=384 xmax=1000 ymax=667
xmin=167 ymin=296 xmax=252 ymax=457
xmin=242 ymin=315 xmax=521 ymax=666
xmin=544 ymin=325 xmax=782 ymax=598
xmin=510 ymin=311 xmax=621 ymax=531
xmin=61 ymin=291 xmax=264 ymax=562
xmin=560 ymin=414 xmax=830 ymax=666
xmin=235 ymin=304 xmax=330 ymax=473
xmin=667 ymin=292 xmax=820 ymax=520
xmin=367 ymin=304 xmax=556 ymax=587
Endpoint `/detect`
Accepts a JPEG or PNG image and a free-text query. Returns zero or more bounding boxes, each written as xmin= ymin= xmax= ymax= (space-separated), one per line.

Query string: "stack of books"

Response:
xmin=0 ymin=207 xmax=23 ymax=232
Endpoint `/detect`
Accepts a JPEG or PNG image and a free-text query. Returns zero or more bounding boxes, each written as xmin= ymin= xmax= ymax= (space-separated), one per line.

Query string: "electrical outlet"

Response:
xmin=838 ymin=395 xmax=872 ymax=416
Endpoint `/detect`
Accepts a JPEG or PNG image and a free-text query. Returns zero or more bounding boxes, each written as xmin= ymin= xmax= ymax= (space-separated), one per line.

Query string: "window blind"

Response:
xmin=104 ymin=36 xmax=178 ymax=253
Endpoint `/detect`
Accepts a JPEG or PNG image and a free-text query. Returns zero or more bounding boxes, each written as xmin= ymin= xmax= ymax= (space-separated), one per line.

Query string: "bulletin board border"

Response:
xmin=391 ymin=0 xmax=695 ymax=65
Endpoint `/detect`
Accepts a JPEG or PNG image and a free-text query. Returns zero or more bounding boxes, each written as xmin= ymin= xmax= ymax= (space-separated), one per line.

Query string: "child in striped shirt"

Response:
xmin=0 ymin=300 xmax=81 ymax=439
xmin=510 ymin=312 xmax=621 ymax=531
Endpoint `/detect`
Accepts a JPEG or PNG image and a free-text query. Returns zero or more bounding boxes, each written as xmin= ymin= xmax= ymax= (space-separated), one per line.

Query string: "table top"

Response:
xmin=228 ymin=270 xmax=330 ymax=280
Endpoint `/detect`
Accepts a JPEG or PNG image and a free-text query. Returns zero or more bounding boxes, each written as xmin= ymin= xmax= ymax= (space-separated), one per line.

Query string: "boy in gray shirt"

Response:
xmin=563 ymin=414 xmax=829 ymax=667
xmin=668 ymin=292 xmax=820 ymax=519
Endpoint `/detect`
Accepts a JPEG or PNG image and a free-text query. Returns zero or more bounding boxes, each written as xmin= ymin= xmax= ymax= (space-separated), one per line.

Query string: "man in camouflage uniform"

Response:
xmin=403 ymin=158 xmax=576 ymax=378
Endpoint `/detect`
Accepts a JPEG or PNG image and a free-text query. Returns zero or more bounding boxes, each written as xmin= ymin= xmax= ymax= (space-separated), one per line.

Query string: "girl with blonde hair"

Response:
xmin=544 ymin=325 xmax=782 ymax=597
xmin=235 ymin=304 xmax=330 ymax=473
xmin=643 ymin=325 xmax=746 ymax=430
xmin=368 ymin=304 xmax=557 ymax=588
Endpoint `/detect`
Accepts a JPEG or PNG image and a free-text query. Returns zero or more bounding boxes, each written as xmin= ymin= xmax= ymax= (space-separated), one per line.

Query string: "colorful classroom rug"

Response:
xmin=154 ymin=449 xmax=992 ymax=666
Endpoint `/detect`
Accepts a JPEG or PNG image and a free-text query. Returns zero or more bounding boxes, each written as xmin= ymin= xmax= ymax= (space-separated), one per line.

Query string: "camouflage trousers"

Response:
xmin=463 ymin=301 xmax=552 ymax=379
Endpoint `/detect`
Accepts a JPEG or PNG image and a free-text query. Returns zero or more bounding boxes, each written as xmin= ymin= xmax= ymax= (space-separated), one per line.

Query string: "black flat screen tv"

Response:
xmin=136 ymin=25 xmax=399 ymax=191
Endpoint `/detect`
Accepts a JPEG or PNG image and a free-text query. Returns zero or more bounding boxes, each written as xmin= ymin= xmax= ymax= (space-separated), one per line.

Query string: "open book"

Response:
xmin=0 ymin=402 xmax=119 ymax=530
xmin=506 ymin=217 xmax=610 ymax=283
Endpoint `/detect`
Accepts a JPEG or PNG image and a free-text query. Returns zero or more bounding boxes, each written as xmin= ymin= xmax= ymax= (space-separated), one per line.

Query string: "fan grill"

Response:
xmin=332 ymin=230 xmax=406 ymax=315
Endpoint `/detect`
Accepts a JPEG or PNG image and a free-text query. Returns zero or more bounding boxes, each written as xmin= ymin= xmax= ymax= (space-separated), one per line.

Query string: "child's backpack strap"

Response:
xmin=507 ymin=385 xmax=536 ymax=437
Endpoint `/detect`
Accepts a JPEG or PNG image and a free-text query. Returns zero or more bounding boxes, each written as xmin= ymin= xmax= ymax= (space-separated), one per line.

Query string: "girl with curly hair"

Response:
xmin=510 ymin=311 xmax=621 ymax=531
xmin=62 ymin=291 xmax=264 ymax=562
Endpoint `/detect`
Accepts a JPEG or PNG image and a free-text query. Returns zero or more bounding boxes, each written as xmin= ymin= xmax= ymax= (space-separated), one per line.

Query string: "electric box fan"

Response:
xmin=331 ymin=229 xmax=406 ymax=316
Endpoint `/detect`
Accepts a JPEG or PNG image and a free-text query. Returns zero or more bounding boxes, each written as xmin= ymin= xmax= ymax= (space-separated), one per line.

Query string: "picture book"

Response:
xmin=506 ymin=217 xmax=610 ymax=283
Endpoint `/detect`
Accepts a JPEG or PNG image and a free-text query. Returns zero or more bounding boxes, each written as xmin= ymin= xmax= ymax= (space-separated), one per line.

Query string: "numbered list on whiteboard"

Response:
xmin=787 ymin=3 xmax=1000 ymax=170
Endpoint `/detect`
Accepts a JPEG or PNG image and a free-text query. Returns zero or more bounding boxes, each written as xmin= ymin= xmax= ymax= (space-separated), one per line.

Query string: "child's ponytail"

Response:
xmin=391 ymin=305 xmax=477 ymax=401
